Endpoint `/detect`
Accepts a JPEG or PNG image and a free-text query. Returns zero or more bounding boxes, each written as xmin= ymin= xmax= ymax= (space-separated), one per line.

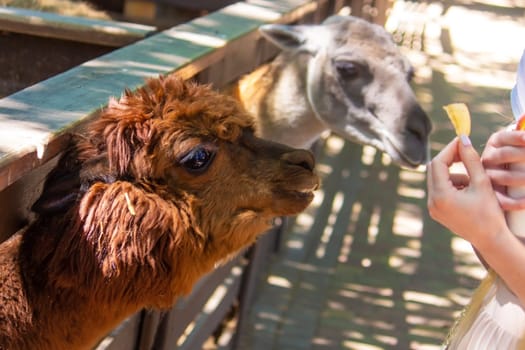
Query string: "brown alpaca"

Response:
xmin=0 ymin=76 xmax=319 ymax=350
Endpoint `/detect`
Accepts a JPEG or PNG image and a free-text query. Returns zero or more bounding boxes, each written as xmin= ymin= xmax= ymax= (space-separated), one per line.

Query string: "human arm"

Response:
xmin=427 ymin=135 xmax=525 ymax=305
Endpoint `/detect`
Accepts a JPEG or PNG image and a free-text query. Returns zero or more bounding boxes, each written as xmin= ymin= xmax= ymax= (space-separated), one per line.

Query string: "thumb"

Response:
xmin=458 ymin=135 xmax=486 ymax=181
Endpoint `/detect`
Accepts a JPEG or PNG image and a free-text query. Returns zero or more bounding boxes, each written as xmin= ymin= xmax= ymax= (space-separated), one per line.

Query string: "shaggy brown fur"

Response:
xmin=0 ymin=76 xmax=319 ymax=350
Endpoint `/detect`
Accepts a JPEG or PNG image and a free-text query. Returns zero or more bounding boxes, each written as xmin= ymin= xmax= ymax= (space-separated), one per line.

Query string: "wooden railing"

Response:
xmin=0 ymin=1 xmax=393 ymax=348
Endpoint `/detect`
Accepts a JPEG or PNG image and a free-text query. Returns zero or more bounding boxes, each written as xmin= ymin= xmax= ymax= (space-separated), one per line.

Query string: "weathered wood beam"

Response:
xmin=0 ymin=7 xmax=156 ymax=46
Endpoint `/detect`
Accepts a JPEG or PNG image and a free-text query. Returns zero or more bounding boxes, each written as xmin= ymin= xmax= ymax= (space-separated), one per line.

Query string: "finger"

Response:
xmin=492 ymin=183 xmax=507 ymax=197
xmin=429 ymin=138 xmax=461 ymax=193
xmin=449 ymin=173 xmax=469 ymax=188
xmin=495 ymin=192 xmax=525 ymax=211
xmin=457 ymin=135 xmax=488 ymax=185
xmin=488 ymin=130 xmax=525 ymax=148
xmin=486 ymin=167 xmax=525 ymax=187
xmin=482 ymin=131 xmax=525 ymax=166
xmin=483 ymin=145 xmax=525 ymax=167
xmin=432 ymin=137 xmax=461 ymax=168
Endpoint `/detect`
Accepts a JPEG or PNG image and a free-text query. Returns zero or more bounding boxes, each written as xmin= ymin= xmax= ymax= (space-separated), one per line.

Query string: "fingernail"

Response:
xmin=460 ymin=134 xmax=471 ymax=146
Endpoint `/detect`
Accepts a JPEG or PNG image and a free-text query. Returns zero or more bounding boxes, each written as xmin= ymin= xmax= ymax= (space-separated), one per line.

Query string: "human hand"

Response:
xmin=427 ymin=136 xmax=508 ymax=247
xmin=481 ymin=129 xmax=525 ymax=210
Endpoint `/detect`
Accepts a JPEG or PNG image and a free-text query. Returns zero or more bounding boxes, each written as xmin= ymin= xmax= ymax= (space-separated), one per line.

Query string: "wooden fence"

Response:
xmin=0 ymin=1 xmax=393 ymax=348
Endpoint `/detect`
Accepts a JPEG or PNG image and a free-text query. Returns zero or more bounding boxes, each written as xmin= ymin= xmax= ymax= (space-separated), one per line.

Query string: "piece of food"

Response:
xmin=443 ymin=103 xmax=471 ymax=136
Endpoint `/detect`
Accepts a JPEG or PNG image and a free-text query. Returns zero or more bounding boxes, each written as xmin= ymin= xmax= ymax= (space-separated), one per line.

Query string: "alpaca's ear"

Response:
xmin=32 ymin=172 xmax=81 ymax=214
xmin=32 ymin=147 xmax=82 ymax=214
xmin=32 ymin=152 xmax=115 ymax=214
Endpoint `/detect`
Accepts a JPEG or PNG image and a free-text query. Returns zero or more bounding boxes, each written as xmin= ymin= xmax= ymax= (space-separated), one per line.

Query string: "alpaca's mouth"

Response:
xmin=278 ymin=184 xmax=318 ymax=204
xmin=286 ymin=177 xmax=320 ymax=197
xmin=291 ymin=189 xmax=315 ymax=200
xmin=271 ymin=174 xmax=319 ymax=215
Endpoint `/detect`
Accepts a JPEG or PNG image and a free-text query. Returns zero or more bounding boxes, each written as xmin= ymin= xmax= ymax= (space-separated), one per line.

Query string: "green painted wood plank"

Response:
xmin=0 ymin=0 xmax=318 ymax=190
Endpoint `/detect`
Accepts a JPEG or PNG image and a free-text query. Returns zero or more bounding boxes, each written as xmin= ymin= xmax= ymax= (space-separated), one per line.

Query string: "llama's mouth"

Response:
xmin=382 ymin=135 xmax=427 ymax=169
xmin=341 ymin=113 xmax=428 ymax=168
xmin=356 ymin=122 xmax=426 ymax=168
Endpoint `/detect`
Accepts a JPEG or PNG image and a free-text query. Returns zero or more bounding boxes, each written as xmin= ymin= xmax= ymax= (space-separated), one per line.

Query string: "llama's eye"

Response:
xmin=335 ymin=60 xmax=359 ymax=79
xmin=180 ymin=147 xmax=215 ymax=173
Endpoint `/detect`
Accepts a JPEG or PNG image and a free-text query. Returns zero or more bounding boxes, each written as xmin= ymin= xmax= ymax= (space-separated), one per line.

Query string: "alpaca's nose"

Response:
xmin=281 ymin=150 xmax=315 ymax=171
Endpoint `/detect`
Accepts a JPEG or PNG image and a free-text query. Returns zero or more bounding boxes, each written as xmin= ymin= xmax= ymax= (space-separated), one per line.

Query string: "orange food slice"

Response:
xmin=516 ymin=114 xmax=525 ymax=131
xmin=443 ymin=103 xmax=471 ymax=136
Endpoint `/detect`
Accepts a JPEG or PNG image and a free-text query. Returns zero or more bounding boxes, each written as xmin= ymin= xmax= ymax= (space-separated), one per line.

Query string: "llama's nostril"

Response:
xmin=282 ymin=150 xmax=315 ymax=171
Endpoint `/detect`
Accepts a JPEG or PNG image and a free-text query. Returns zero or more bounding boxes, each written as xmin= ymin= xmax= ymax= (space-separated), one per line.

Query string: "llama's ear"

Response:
xmin=322 ymin=14 xmax=350 ymax=25
xmin=259 ymin=23 xmax=326 ymax=54
xmin=259 ymin=24 xmax=307 ymax=51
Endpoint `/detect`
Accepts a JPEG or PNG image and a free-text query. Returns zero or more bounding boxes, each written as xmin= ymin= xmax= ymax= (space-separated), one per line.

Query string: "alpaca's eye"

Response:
xmin=335 ymin=60 xmax=359 ymax=79
xmin=180 ymin=147 xmax=215 ymax=173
